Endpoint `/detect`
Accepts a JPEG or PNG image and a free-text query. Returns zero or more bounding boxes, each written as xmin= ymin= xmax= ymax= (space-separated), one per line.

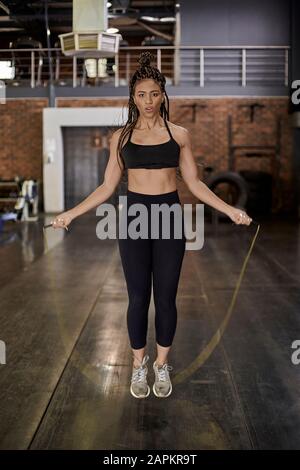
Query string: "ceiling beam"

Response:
xmin=0 ymin=27 xmax=24 ymax=31
xmin=8 ymin=13 xmax=72 ymax=20
xmin=136 ymin=19 xmax=173 ymax=41
xmin=0 ymin=1 xmax=9 ymax=15
xmin=131 ymin=0 xmax=174 ymax=6
xmin=29 ymin=2 xmax=72 ymax=7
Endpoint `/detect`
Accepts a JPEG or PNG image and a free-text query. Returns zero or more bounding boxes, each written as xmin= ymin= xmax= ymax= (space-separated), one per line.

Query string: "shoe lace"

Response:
xmin=131 ymin=354 xmax=149 ymax=383
xmin=157 ymin=363 xmax=173 ymax=382
xmin=132 ymin=366 xmax=147 ymax=383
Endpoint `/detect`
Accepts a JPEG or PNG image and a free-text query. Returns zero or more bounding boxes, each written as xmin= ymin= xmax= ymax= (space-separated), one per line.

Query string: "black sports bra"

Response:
xmin=120 ymin=119 xmax=180 ymax=169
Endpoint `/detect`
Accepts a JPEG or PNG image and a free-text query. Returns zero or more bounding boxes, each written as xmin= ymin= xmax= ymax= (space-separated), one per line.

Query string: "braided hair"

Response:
xmin=116 ymin=51 xmax=170 ymax=172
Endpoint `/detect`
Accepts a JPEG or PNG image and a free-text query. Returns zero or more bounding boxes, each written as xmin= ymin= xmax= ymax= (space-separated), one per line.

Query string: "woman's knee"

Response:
xmin=153 ymin=292 xmax=177 ymax=312
xmin=128 ymin=290 xmax=151 ymax=311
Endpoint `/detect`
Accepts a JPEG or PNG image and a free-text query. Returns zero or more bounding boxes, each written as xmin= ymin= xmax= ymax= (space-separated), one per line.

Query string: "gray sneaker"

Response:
xmin=130 ymin=354 xmax=150 ymax=399
xmin=152 ymin=360 xmax=173 ymax=398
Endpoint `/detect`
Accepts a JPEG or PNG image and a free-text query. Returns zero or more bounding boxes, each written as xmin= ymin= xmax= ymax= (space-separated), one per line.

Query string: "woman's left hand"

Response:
xmin=227 ymin=207 xmax=252 ymax=225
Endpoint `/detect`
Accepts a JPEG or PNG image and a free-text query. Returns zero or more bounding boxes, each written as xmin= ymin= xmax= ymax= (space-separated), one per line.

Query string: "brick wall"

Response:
xmin=0 ymin=97 xmax=295 ymax=213
xmin=0 ymin=99 xmax=48 ymax=180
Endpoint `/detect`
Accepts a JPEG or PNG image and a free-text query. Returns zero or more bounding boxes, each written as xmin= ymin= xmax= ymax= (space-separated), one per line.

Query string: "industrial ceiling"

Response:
xmin=0 ymin=0 xmax=178 ymax=48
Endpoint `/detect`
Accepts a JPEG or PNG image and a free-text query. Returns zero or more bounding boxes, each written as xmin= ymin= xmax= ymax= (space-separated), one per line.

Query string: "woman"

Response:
xmin=50 ymin=51 xmax=252 ymax=399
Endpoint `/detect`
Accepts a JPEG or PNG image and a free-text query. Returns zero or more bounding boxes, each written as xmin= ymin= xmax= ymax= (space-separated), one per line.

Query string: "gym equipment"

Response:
xmin=237 ymin=102 xmax=265 ymax=123
xmin=0 ymin=178 xmax=39 ymax=234
xmin=178 ymin=103 xmax=208 ymax=123
xmin=203 ymin=107 xmax=283 ymax=222
xmin=227 ymin=113 xmax=283 ymax=213
xmin=9 ymin=37 xmax=44 ymax=86
xmin=14 ymin=179 xmax=39 ymax=221
xmin=0 ymin=179 xmax=19 ymax=234
xmin=206 ymin=170 xmax=248 ymax=208
xmin=43 ymin=222 xmax=69 ymax=231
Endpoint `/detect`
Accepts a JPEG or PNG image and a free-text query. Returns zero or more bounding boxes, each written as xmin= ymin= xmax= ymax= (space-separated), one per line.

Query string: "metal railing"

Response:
xmin=0 ymin=45 xmax=290 ymax=88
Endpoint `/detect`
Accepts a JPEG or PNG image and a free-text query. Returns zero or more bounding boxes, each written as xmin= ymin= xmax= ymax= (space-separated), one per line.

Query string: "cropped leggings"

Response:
xmin=118 ymin=189 xmax=186 ymax=350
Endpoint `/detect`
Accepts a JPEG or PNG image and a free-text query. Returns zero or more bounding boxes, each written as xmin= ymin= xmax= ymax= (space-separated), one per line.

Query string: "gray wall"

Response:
xmin=181 ymin=0 xmax=290 ymax=46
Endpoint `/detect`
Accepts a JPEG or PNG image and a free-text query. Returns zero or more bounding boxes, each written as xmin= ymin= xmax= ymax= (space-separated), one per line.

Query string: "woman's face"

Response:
xmin=133 ymin=79 xmax=164 ymax=118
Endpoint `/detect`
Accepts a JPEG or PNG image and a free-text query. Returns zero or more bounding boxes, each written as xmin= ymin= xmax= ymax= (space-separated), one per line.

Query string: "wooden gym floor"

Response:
xmin=0 ymin=212 xmax=299 ymax=450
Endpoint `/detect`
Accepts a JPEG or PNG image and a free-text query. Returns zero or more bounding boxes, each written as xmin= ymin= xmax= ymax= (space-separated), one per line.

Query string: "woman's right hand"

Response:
xmin=227 ymin=206 xmax=252 ymax=225
xmin=51 ymin=210 xmax=74 ymax=230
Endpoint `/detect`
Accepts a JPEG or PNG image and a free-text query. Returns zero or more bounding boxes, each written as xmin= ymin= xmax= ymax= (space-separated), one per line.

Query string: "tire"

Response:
xmin=205 ymin=171 xmax=249 ymax=221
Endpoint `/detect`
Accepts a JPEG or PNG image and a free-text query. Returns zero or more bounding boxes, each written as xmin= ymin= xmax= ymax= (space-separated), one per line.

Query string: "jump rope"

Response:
xmin=42 ymin=212 xmax=261 ymax=386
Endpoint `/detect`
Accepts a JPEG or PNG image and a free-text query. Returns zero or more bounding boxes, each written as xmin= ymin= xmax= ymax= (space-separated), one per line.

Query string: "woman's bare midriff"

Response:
xmin=127 ymin=167 xmax=178 ymax=194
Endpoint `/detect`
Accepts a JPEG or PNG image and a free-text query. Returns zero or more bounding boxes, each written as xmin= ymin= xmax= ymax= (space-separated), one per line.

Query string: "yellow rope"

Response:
xmin=173 ymin=221 xmax=260 ymax=384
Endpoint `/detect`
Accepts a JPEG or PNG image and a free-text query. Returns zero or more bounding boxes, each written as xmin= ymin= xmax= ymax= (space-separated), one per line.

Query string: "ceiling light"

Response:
xmin=140 ymin=16 xmax=158 ymax=22
xmin=160 ymin=17 xmax=176 ymax=22
xmin=106 ymin=27 xmax=119 ymax=33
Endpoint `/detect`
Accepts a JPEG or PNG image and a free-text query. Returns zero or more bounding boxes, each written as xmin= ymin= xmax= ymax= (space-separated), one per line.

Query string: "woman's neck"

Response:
xmin=135 ymin=115 xmax=165 ymax=130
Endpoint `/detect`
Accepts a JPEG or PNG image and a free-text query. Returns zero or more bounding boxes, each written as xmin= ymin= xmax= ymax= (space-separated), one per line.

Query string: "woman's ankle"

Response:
xmin=155 ymin=358 xmax=167 ymax=367
xmin=132 ymin=353 xmax=146 ymax=368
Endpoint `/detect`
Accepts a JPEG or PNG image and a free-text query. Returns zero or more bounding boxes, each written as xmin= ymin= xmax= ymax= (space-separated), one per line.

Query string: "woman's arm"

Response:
xmin=178 ymin=127 xmax=252 ymax=225
xmin=51 ymin=129 xmax=124 ymax=229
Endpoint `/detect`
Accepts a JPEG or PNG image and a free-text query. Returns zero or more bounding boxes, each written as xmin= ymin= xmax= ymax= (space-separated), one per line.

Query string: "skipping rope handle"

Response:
xmin=43 ymin=222 xmax=69 ymax=231
xmin=231 ymin=219 xmax=260 ymax=227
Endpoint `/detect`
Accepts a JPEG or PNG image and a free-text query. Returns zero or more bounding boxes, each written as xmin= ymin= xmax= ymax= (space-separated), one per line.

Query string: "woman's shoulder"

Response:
xmin=166 ymin=121 xmax=189 ymax=147
xmin=111 ymin=127 xmax=127 ymax=142
xmin=113 ymin=127 xmax=124 ymax=136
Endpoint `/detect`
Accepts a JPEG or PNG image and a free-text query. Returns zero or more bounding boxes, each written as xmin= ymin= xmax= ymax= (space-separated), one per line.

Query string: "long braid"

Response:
xmin=116 ymin=51 xmax=171 ymax=177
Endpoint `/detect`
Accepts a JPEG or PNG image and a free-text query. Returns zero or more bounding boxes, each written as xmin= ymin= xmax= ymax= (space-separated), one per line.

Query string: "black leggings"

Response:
xmin=118 ymin=189 xmax=186 ymax=350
